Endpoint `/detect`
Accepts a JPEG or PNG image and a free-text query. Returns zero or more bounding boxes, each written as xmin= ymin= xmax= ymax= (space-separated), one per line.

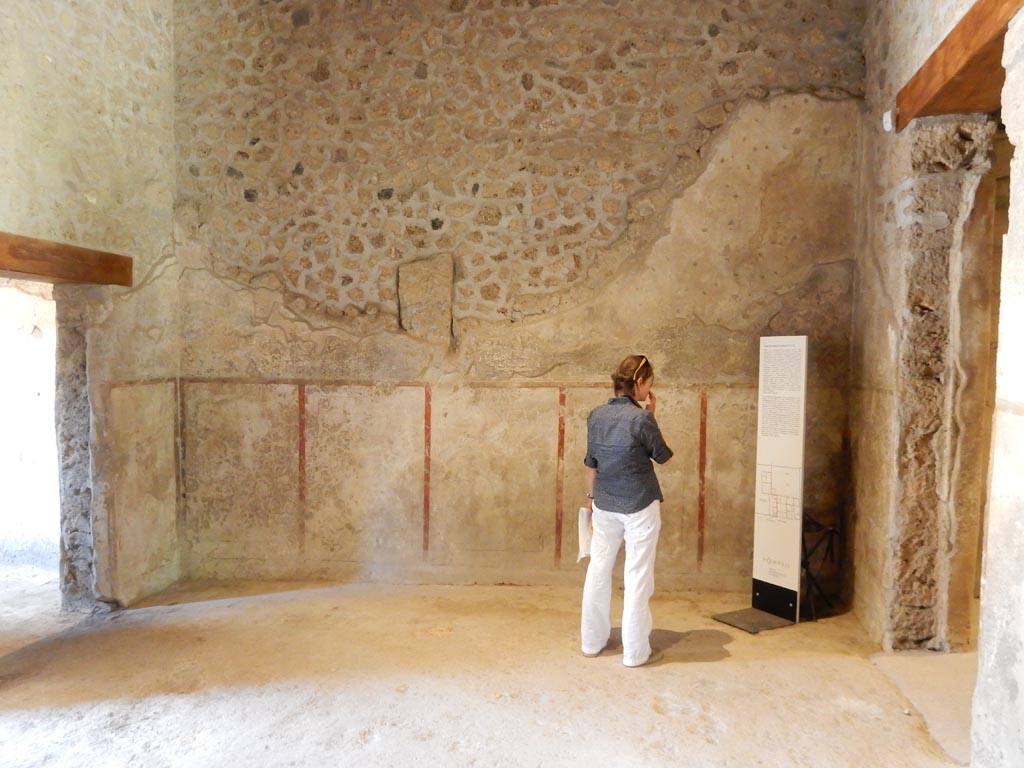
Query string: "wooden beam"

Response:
xmin=896 ymin=0 xmax=1024 ymax=131
xmin=0 ymin=231 xmax=133 ymax=287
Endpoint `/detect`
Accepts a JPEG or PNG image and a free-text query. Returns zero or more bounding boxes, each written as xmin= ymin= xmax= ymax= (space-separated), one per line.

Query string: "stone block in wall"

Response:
xmin=429 ymin=386 xmax=558 ymax=570
xmin=304 ymin=385 xmax=425 ymax=567
xmin=398 ymin=255 xmax=454 ymax=344
xmin=182 ymin=382 xmax=301 ymax=578
xmin=890 ymin=603 xmax=938 ymax=648
xmin=891 ymin=373 xmax=945 ymax=647
xmin=898 ymin=379 xmax=945 ymax=474
xmin=910 ymin=121 xmax=991 ymax=173
xmin=902 ymin=302 xmax=949 ymax=379
xmin=900 ymin=176 xmax=969 ymax=253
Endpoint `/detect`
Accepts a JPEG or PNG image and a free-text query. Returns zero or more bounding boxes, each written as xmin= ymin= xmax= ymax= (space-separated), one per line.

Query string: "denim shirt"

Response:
xmin=583 ymin=396 xmax=673 ymax=514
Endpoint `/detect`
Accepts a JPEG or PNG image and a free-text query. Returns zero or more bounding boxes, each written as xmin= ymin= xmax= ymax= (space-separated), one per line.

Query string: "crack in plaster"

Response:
xmin=115 ymin=242 xmax=177 ymax=301
xmin=179 ymin=266 xmax=389 ymax=341
xmin=510 ymin=361 xmax=572 ymax=380
xmin=687 ymin=312 xmax=752 ymax=337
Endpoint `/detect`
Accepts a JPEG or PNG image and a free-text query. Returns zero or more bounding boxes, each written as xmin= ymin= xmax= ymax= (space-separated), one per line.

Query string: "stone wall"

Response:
xmin=0 ymin=0 xmax=180 ymax=606
xmin=173 ymin=0 xmax=865 ymax=589
xmin=972 ymin=13 xmax=1024 ymax=766
xmin=854 ymin=0 xmax=994 ymax=650
xmin=2 ymin=0 xmax=867 ymax=604
xmin=176 ymin=0 xmax=864 ymax=328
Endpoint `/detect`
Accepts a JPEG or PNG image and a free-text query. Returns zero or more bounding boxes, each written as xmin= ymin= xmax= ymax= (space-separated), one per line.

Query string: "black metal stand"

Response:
xmin=800 ymin=512 xmax=840 ymax=621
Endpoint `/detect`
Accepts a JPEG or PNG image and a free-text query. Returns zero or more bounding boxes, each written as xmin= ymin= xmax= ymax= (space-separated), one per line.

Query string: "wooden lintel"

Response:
xmin=0 ymin=231 xmax=133 ymax=287
xmin=895 ymin=0 xmax=1024 ymax=131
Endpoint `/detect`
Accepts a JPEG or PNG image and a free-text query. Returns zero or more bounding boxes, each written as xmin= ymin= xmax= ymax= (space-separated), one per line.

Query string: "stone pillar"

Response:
xmin=889 ymin=120 xmax=993 ymax=650
xmin=971 ymin=12 xmax=1024 ymax=766
xmin=54 ymin=288 xmax=97 ymax=609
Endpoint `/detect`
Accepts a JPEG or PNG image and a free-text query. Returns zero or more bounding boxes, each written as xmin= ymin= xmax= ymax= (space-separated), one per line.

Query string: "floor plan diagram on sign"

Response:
xmin=756 ymin=464 xmax=802 ymax=521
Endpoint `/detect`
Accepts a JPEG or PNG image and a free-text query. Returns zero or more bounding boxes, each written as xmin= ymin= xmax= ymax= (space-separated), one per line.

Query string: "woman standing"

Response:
xmin=581 ymin=354 xmax=673 ymax=667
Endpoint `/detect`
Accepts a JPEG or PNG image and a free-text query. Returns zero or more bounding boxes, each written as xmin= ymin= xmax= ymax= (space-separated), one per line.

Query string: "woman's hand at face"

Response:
xmin=645 ymin=389 xmax=657 ymax=414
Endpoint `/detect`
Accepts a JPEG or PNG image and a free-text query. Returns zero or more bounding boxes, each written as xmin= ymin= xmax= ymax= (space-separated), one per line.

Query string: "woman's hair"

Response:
xmin=612 ymin=354 xmax=653 ymax=396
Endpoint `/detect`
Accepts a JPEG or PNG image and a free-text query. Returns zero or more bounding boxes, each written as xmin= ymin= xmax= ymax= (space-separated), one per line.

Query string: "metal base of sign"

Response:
xmin=752 ymin=578 xmax=799 ymax=622
xmin=713 ymin=607 xmax=794 ymax=634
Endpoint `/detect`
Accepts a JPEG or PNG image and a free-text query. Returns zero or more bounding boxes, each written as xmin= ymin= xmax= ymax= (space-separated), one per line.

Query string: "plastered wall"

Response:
xmin=171 ymin=0 xmax=865 ymax=592
xmin=0 ymin=0 xmax=180 ymax=606
xmin=972 ymin=14 xmax=1024 ymax=766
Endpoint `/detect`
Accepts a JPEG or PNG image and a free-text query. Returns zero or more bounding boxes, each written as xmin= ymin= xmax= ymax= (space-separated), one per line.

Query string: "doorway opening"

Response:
xmin=0 ymin=277 xmax=67 ymax=655
xmin=0 ymin=278 xmax=59 ymax=568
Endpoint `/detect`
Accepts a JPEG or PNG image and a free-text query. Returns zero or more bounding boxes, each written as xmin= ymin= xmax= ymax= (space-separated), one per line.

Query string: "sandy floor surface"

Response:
xmin=0 ymin=575 xmax=959 ymax=768
xmin=0 ymin=566 xmax=79 ymax=658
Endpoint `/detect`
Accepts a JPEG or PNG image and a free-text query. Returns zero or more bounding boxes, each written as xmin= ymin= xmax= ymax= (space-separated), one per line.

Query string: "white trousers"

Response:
xmin=580 ymin=499 xmax=661 ymax=666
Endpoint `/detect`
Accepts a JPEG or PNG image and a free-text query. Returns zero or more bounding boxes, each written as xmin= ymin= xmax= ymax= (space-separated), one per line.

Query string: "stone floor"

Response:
xmin=0 ymin=570 xmax=965 ymax=768
xmin=873 ymin=650 xmax=977 ymax=766
xmin=0 ymin=565 xmax=77 ymax=658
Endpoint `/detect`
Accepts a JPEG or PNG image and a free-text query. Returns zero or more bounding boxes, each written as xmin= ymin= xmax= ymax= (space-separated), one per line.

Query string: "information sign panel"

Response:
xmin=751 ymin=336 xmax=807 ymax=622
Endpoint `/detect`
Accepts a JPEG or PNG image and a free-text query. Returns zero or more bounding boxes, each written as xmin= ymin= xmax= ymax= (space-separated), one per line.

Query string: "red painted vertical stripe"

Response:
xmin=697 ymin=390 xmax=708 ymax=568
xmin=554 ymin=388 xmax=567 ymax=567
xmin=175 ymin=378 xmax=186 ymax=533
xmin=297 ymin=384 xmax=307 ymax=553
xmin=423 ymin=385 xmax=432 ymax=560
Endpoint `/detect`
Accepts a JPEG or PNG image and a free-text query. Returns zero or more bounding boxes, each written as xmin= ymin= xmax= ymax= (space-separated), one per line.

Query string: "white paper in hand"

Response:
xmin=577 ymin=507 xmax=592 ymax=562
